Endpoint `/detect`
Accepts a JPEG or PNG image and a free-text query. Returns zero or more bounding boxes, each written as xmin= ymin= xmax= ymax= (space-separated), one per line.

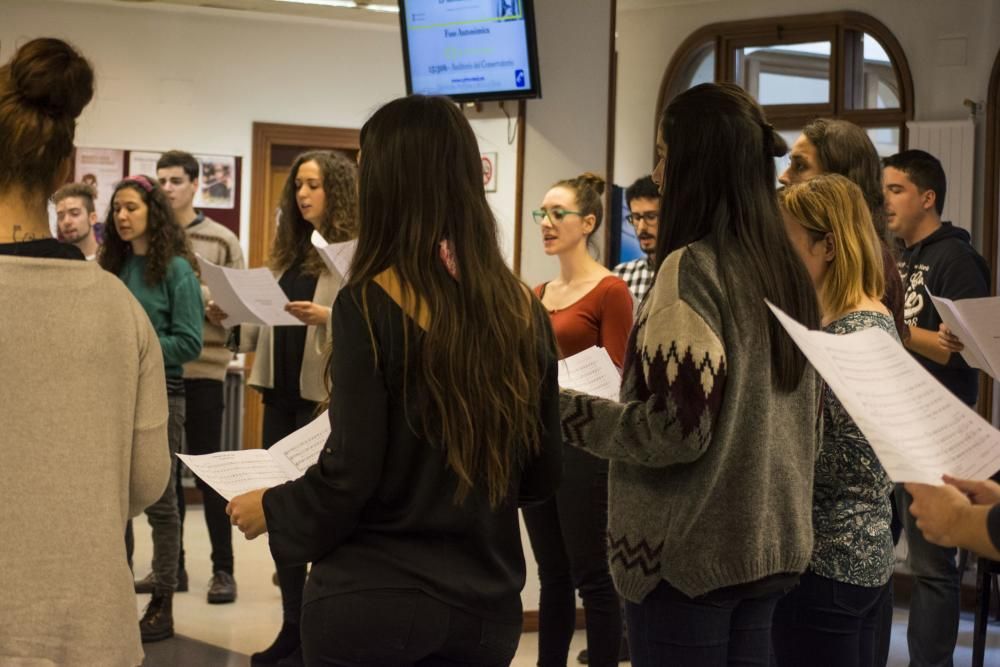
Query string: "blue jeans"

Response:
xmin=625 ymin=580 xmax=782 ymax=667
xmin=895 ymin=485 xmax=960 ymax=667
xmin=772 ymin=570 xmax=893 ymax=667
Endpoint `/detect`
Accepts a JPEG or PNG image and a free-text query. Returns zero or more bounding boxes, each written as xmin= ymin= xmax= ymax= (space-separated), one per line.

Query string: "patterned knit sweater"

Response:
xmin=560 ymin=241 xmax=823 ymax=601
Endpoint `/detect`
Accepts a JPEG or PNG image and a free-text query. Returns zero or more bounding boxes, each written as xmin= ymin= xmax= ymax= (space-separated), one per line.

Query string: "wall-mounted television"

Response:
xmin=398 ymin=0 xmax=542 ymax=103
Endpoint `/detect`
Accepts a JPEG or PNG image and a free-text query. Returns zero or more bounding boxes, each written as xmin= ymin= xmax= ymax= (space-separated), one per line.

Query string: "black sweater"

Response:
xmin=898 ymin=222 xmax=990 ymax=406
xmin=262 ymin=281 xmax=562 ymax=623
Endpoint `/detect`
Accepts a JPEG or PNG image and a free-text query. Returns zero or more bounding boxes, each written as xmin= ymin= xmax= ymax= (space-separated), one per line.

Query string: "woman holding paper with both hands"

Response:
xmin=228 ymin=95 xmax=562 ymax=666
xmin=214 ymin=149 xmax=358 ymax=666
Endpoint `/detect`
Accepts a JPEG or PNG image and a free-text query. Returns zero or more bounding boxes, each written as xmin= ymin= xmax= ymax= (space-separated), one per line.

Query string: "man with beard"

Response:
xmin=53 ymin=183 xmax=100 ymax=260
xmin=613 ymin=175 xmax=659 ymax=308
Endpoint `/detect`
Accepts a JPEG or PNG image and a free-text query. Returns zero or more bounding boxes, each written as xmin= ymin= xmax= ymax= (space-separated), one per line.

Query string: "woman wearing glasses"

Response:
xmin=525 ymin=173 xmax=633 ymax=667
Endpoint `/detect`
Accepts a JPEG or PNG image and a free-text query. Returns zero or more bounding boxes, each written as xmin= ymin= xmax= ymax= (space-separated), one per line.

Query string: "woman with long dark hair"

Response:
xmin=557 ymin=82 xmax=822 ymax=666
xmin=221 ymin=149 xmax=357 ymax=666
xmin=227 ymin=94 xmax=562 ymax=666
xmin=99 ymin=175 xmax=204 ymax=642
xmin=525 ymin=172 xmax=631 ymax=667
xmin=771 ymin=174 xmax=896 ymax=667
xmin=0 ymin=37 xmax=171 ymax=667
xmin=779 ymin=118 xmax=905 ymax=339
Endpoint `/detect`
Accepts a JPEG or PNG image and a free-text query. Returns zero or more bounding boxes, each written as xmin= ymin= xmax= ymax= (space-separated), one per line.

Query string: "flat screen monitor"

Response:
xmin=398 ymin=0 xmax=542 ymax=103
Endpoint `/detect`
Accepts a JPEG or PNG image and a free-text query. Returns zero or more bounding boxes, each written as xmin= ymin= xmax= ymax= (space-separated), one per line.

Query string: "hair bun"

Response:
xmin=10 ymin=38 xmax=94 ymax=120
xmin=577 ymin=171 xmax=606 ymax=196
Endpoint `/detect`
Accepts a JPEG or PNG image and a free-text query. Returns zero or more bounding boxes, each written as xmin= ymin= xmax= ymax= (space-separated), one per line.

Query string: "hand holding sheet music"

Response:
xmin=558 ymin=346 xmax=621 ymax=402
xmin=928 ymin=291 xmax=1000 ymax=379
xmin=178 ymin=414 xmax=330 ymax=500
xmin=767 ymin=302 xmax=1000 ymax=484
xmin=197 ymin=255 xmax=302 ymax=327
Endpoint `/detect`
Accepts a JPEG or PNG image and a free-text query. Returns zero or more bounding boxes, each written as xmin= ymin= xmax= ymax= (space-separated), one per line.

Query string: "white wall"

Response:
xmin=613 ymin=0 xmax=1000 ymax=246
xmin=0 ymin=0 xmax=406 ymax=248
xmin=518 ymin=0 xmax=614 ymax=288
xmin=466 ymin=105 xmax=522 ymax=264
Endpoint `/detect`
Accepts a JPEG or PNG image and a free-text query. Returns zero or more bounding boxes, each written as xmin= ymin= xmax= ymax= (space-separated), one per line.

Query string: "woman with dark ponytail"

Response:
xmin=0 ymin=39 xmax=172 ymax=666
xmin=524 ymin=172 xmax=632 ymax=667
xmin=557 ymin=83 xmax=823 ymax=666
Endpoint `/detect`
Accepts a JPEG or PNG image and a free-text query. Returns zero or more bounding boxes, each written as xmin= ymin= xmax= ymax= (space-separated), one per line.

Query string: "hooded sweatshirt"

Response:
xmin=897 ymin=222 xmax=990 ymax=406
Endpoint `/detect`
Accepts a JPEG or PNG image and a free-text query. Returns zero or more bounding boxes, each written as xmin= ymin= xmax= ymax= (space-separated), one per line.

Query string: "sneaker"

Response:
xmin=207 ymin=571 xmax=237 ymax=604
xmin=135 ymin=569 xmax=188 ymax=594
xmin=251 ymin=622 xmax=300 ymax=666
xmin=139 ymin=588 xmax=174 ymax=642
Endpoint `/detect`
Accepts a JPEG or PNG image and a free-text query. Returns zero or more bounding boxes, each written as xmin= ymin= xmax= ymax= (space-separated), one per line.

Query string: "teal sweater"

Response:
xmin=560 ymin=241 xmax=822 ymax=601
xmin=120 ymin=255 xmax=203 ymax=378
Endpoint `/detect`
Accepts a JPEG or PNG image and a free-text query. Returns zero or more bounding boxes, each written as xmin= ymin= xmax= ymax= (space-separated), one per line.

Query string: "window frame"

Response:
xmin=655 ymin=12 xmax=914 ymax=160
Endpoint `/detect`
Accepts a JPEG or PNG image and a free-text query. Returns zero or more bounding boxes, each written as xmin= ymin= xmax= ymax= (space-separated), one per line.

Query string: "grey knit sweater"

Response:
xmin=560 ymin=241 xmax=822 ymax=602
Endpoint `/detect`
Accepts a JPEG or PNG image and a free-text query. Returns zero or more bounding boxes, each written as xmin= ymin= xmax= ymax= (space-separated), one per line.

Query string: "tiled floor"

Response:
xmin=133 ymin=508 xmax=1000 ymax=666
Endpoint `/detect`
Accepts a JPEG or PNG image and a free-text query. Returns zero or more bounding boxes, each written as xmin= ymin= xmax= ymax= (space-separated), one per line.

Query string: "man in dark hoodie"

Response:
xmin=884 ymin=148 xmax=990 ymax=667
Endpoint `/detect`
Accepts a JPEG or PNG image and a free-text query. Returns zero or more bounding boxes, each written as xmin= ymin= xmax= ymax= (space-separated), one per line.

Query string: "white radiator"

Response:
xmin=905 ymin=120 xmax=976 ymax=233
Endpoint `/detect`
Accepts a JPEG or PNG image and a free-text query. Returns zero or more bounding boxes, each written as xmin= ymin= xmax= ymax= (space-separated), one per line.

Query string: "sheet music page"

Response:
xmin=311 ymin=230 xmax=356 ymax=281
xmin=269 ymin=413 xmax=332 ymax=479
xmin=929 ymin=292 xmax=1000 ymax=379
xmin=177 ymin=450 xmax=292 ymax=501
xmin=198 ymin=256 xmax=302 ymax=327
xmin=768 ymin=302 xmax=1000 ymax=484
xmin=558 ymin=346 xmax=621 ymax=402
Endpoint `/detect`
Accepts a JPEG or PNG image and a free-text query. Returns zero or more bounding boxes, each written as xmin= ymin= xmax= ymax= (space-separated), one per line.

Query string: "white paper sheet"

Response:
xmin=558 ymin=346 xmax=621 ymax=402
xmin=177 ymin=414 xmax=331 ymax=501
xmin=767 ymin=302 xmax=1000 ymax=484
xmin=311 ymin=230 xmax=356 ymax=280
xmin=197 ymin=255 xmax=302 ymax=327
xmin=929 ymin=291 xmax=1000 ymax=379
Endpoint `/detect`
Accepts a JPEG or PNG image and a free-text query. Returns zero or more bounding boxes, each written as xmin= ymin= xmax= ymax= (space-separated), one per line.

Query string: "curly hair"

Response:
xmin=269 ymin=150 xmax=358 ymax=276
xmin=98 ymin=176 xmax=197 ymax=286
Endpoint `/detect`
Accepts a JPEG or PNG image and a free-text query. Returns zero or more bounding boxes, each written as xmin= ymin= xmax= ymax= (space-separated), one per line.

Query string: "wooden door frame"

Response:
xmin=242 ymin=122 xmax=360 ymax=449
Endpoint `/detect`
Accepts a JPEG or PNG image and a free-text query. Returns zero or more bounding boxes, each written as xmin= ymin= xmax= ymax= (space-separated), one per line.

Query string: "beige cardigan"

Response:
xmin=243 ymin=266 xmax=342 ymax=403
xmin=0 ymin=256 xmax=171 ymax=667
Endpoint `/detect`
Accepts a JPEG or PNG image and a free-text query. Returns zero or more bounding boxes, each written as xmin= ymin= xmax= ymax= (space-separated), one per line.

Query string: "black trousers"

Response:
xmin=176 ymin=378 xmax=234 ymax=574
xmin=522 ymin=445 xmax=622 ymax=667
xmin=263 ymin=400 xmax=319 ymax=625
xmin=301 ymin=589 xmax=521 ymax=666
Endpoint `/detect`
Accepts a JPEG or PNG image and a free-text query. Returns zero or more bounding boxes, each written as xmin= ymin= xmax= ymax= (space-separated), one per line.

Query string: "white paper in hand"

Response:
xmin=928 ymin=289 xmax=1000 ymax=379
xmin=177 ymin=414 xmax=331 ymax=500
xmin=767 ymin=301 xmax=1000 ymax=484
xmin=558 ymin=346 xmax=621 ymax=402
xmin=197 ymin=255 xmax=302 ymax=327
xmin=311 ymin=230 xmax=356 ymax=280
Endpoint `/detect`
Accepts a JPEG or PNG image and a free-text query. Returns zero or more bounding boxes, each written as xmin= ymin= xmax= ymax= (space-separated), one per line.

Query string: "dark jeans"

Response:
xmin=772 ymin=570 xmax=893 ymax=667
xmin=522 ymin=445 xmax=621 ymax=667
xmin=126 ymin=393 xmax=184 ymax=590
xmin=300 ymin=590 xmax=521 ymax=666
xmin=626 ymin=579 xmax=782 ymax=667
xmin=176 ymin=378 xmax=234 ymax=575
xmin=264 ymin=401 xmax=318 ymax=625
xmin=895 ymin=485 xmax=960 ymax=667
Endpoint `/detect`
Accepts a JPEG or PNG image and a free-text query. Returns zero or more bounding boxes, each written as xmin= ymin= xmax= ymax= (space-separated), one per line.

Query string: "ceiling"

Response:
xmin=67 ymin=0 xmax=402 ymax=27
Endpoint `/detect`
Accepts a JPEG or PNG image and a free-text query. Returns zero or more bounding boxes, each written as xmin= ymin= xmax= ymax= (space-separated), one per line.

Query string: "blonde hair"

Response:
xmin=779 ymin=174 xmax=884 ymax=318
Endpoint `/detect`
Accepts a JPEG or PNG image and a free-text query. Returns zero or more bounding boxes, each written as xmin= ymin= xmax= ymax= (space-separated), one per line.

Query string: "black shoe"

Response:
xmin=576 ymin=639 xmax=629 ymax=665
xmin=207 ymin=571 xmax=237 ymax=604
xmin=134 ymin=569 xmax=188 ymax=594
xmin=577 ymin=648 xmax=589 ymax=664
xmin=139 ymin=588 xmax=174 ymax=642
xmin=251 ymin=622 xmax=301 ymax=666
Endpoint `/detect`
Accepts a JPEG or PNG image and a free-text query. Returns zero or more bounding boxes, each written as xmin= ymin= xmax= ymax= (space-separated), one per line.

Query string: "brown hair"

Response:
xmin=0 ymin=38 xmax=94 ymax=199
xmin=52 ymin=182 xmax=97 ymax=214
xmin=355 ymin=95 xmax=553 ymax=508
xmin=98 ymin=178 xmax=197 ymax=286
xmin=552 ymin=172 xmax=605 ymax=249
xmin=269 ymin=150 xmax=358 ymax=276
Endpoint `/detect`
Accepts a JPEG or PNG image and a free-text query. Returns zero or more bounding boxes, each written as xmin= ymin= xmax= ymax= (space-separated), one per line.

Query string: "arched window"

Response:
xmin=657 ymin=12 xmax=913 ymax=161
